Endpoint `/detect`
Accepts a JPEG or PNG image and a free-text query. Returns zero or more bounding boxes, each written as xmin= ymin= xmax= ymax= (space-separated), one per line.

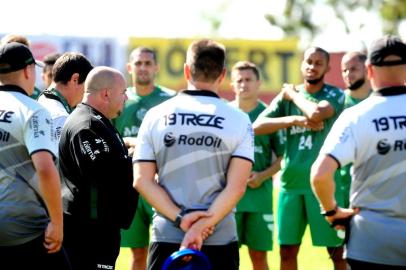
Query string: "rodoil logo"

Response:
xmin=164 ymin=132 xmax=222 ymax=148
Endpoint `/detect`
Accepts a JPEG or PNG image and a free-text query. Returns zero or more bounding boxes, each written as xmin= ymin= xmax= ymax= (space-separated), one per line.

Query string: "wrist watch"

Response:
xmin=321 ymin=205 xmax=338 ymax=216
xmin=174 ymin=208 xmax=187 ymax=228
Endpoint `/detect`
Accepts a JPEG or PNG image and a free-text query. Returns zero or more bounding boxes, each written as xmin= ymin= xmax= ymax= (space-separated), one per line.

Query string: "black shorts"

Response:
xmin=147 ymin=241 xmax=239 ymax=270
xmin=63 ymin=215 xmax=121 ymax=270
xmin=0 ymin=234 xmax=71 ymax=270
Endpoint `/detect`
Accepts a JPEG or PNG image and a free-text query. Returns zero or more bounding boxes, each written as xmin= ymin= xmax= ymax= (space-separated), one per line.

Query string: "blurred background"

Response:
xmin=2 ymin=0 xmax=405 ymax=101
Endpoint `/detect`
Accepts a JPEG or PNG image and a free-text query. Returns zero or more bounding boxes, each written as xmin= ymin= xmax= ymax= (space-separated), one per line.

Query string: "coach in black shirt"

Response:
xmin=59 ymin=66 xmax=138 ymax=270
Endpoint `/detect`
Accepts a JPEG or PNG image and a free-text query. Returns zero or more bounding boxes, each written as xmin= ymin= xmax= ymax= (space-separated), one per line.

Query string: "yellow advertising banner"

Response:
xmin=128 ymin=38 xmax=301 ymax=93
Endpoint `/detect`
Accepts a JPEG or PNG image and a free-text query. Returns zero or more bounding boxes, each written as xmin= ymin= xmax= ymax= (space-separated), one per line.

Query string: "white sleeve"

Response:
xmin=133 ymin=110 xmax=155 ymax=162
xmin=24 ymin=108 xmax=58 ymax=157
xmin=320 ymin=110 xmax=356 ymax=168
xmin=232 ymin=115 xmax=254 ymax=163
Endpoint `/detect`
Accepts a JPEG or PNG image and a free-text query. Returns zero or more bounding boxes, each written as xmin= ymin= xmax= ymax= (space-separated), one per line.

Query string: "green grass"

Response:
xmin=116 ymin=228 xmax=333 ymax=270
xmin=115 ymin=187 xmax=335 ymax=270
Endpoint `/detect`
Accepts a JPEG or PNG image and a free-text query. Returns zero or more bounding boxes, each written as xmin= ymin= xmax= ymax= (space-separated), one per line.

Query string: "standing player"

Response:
xmin=133 ymin=39 xmax=254 ymax=270
xmin=41 ymin=52 xmax=61 ymax=89
xmin=254 ymin=47 xmax=346 ymax=270
xmin=339 ymin=51 xmax=371 ymax=207
xmin=229 ymin=61 xmax=282 ymax=270
xmin=0 ymin=42 xmax=67 ymax=269
xmin=311 ymin=35 xmax=406 ymax=269
xmin=113 ymin=47 xmax=174 ymax=270
xmin=37 ymin=52 xmax=93 ymax=142
xmin=59 ymin=66 xmax=138 ymax=270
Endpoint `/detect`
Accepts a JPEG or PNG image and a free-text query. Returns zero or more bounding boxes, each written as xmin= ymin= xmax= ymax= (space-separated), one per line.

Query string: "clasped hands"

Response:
xmin=179 ymin=210 xmax=215 ymax=251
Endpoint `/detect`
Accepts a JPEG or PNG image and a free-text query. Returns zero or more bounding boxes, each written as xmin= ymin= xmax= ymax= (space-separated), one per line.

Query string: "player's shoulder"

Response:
xmin=324 ymin=83 xmax=344 ymax=94
xmin=156 ymin=85 xmax=176 ymax=96
xmin=17 ymin=92 xmax=51 ymax=116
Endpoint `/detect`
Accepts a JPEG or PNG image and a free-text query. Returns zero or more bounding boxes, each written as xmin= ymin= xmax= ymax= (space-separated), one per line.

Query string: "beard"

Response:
xmin=306 ymin=75 xmax=324 ymax=85
xmin=348 ymin=78 xmax=365 ymax=91
xmin=136 ymin=78 xmax=152 ymax=86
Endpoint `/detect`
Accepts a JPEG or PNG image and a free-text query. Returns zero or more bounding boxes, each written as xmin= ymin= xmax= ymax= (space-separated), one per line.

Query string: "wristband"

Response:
xmin=321 ymin=205 xmax=338 ymax=216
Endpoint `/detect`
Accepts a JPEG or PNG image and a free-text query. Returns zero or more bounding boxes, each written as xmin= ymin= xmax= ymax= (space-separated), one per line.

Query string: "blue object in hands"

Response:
xmin=162 ymin=248 xmax=211 ymax=270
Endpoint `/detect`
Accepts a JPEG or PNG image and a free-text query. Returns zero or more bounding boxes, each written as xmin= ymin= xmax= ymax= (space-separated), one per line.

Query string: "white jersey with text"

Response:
xmin=320 ymin=87 xmax=406 ymax=266
xmin=135 ymin=90 xmax=254 ymax=245
xmin=0 ymin=85 xmax=57 ymax=246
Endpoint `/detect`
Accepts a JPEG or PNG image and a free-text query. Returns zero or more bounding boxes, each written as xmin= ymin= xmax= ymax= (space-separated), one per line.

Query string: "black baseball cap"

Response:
xmin=0 ymin=42 xmax=44 ymax=74
xmin=368 ymin=35 xmax=406 ymax=67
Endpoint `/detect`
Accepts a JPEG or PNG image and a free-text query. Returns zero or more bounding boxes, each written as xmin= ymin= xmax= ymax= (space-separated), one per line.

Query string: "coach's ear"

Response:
xmin=366 ymin=63 xmax=374 ymax=80
xmin=184 ymin=63 xmax=191 ymax=81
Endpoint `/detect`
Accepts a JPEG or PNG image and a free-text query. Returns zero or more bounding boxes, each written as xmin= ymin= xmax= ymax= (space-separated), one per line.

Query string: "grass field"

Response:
xmin=115 ymin=227 xmax=333 ymax=270
xmin=116 ymin=187 xmax=335 ymax=270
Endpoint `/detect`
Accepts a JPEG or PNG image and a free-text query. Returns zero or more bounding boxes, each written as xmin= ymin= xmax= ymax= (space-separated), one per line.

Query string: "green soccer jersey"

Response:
xmin=113 ymin=85 xmax=175 ymax=137
xmin=260 ymin=84 xmax=345 ymax=194
xmin=30 ymin=86 xmax=42 ymax=100
xmin=340 ymin=90 xmax=371 ymax=207
xmin=230 ymin=101 xmax=284 ymax=213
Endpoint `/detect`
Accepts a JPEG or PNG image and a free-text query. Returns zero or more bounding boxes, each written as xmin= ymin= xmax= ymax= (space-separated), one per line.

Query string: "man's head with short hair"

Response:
xmin=186 ymin=39 xmax=226 ymax=83
xmin=42 ymin=52 xmax=61 ymax=88
xmin=341 ymin=51 xmax=368 ymax=91
xmin=301 ymin=46 xmax=330 ymax=85
xmin=231 ymin=61 xmax=262 ymax=101
xmin=127 ymin=46 xmax=159 ymax=87
xmin=51 ymin=52 xmax=93 ymax=107
xmin=53 ymin=52 xmax=93 ymax=85
xmin=129 ymin=47 xmax=157 ymax=64
xmin=84 ymin=66 xmax=127 ymax=120
xmin=231 ymin=61 xmax=260 ymax=80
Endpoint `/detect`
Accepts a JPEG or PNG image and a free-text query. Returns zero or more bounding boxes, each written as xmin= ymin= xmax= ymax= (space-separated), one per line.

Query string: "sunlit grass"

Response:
xmin=116 ymin=187 xmax=335 ymax=270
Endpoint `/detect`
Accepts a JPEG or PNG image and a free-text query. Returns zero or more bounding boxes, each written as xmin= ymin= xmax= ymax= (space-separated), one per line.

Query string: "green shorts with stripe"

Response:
xmin=235 ymin=211 xmax=274 ymax=251
xmin=277 ymin=191 xmax=344 ymax=247
xmin=120 ymin=196 xmax=154 ymax=248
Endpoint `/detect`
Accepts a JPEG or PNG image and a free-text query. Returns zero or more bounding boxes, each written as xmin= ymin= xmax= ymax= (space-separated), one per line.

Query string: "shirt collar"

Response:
xmin=0 ymin=84 xmax=29 ymax=96
xmin=180 ymin=89 xmax=220 ymax=98
xmin=374 ymin=86 xmax=406 ymax=96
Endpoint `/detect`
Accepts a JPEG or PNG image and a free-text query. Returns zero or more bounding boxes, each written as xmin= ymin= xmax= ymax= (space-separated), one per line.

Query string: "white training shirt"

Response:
xmin=38 ymin=93 xmax=69 ymax=143
xmin=320 ymin=87 xmax=406 ymax=266
xmin=0 ymin=85 xmax=57 ymax=246
xmin=134 ymin=90 xmax=254 ymax=245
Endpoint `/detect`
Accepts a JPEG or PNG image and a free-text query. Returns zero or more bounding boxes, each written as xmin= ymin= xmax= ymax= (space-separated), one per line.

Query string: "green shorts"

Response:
xmin=235 ymin=211 xmax=274 ymax=251
xmin=277 ymin=191 xmax=343 ymax=247
xmin=120 ymin=196 xmax=154 ymax=248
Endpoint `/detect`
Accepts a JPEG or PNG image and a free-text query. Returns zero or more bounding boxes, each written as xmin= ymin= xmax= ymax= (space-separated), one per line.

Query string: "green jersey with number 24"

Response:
xmin=260 ymin=84 xmax=344 ymax=193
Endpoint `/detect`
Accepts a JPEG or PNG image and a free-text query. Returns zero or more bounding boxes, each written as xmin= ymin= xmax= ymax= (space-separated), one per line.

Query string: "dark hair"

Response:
xmin=306 ymin=47 xmax=330 ymax=64
xmin=231 ymin=61 xmax=260 ymax=80
xmin=186 ymin=39 xmax=226 ymax=83
xmin=53 ymin=52 xmax=93 ymax=84
xmin=355 ymin=53 xmax=367 ymax=63
xmin=129 ymin=47 xmax=157 ymax=63
xmin=42 ymin=52 xmax=61 ymax=74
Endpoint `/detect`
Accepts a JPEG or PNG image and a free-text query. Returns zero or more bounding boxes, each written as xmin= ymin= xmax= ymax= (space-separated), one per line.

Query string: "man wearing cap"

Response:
xmin=311 ymin=35 xmax=406 ymax=269
xmin=0 ymin=42 xmax=68 ymax=269
xmin=37 ymin=52 xmax=93 ymax=142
